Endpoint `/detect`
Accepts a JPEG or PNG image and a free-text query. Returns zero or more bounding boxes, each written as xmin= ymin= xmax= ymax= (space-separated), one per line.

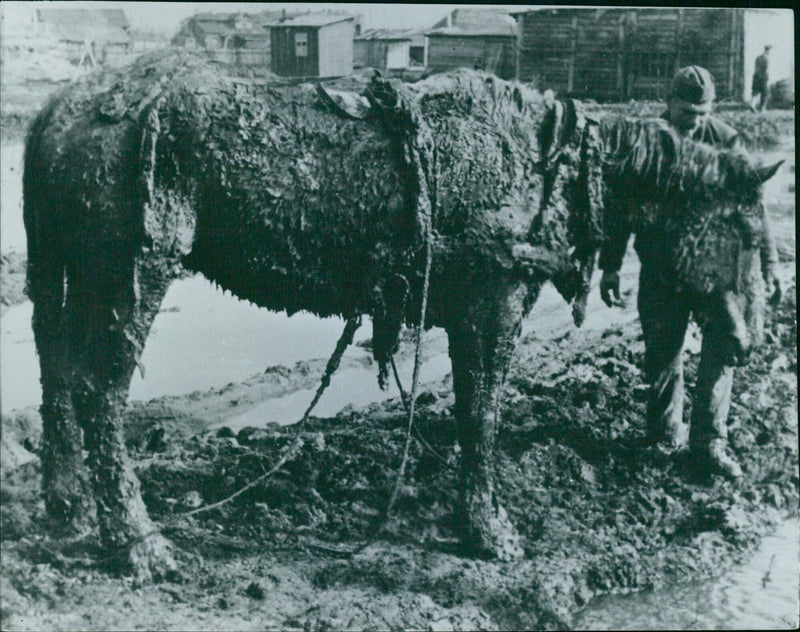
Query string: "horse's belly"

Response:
xmin=184 ymin=115 xmax=413 ymax=316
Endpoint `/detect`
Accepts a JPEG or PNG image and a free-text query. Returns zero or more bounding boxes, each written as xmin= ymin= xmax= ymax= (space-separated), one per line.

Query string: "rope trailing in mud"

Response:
xmin=306 ymin=78 xmax=438 ymax=557
xmin=179 ymin=314 xmax=362 ymax=520
xmin=305 ymin=214 xmax=434 ymax=560
xmin=90 ymin=315 xmax=363 ymax=563
xmin=390 ymin=357 xmax=451 ymax=467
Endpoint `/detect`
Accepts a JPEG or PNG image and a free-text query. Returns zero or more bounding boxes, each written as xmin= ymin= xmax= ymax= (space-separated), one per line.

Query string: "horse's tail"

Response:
xmin=23 ymin=100 xmax=66 ymax=339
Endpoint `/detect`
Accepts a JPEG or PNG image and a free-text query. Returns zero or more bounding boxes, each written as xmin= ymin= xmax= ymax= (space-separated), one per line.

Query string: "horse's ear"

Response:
xmin=756 ymin=160 xmax=784 ymax=184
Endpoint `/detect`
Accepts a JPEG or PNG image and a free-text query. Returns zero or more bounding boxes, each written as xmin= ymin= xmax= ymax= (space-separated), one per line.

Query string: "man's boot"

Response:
xmin=646 ymin=397 xmax=689 ymax=451
xmin=692 ymin=439 xmax=743 ymax=480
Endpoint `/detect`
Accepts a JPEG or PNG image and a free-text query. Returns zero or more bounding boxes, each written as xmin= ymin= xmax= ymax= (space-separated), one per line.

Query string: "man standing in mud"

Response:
xmin=599 ymin=65 xmax=780 ymax=480
xmin=751 ymin=45 xmax=771 ymax=112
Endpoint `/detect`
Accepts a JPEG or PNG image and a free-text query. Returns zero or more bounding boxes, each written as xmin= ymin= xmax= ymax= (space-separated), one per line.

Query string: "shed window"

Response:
xmin=295 ymin=32 xmax=308 ymax=57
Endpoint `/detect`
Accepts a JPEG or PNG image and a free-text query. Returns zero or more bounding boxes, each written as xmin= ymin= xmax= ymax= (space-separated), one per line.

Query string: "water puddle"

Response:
xmin=215 ymin=353 xmax=454 ymax=432
xmin=1 ymin=274 xmax=383 ymax=415
xmin=575 ymin=517 xmax=800 ymax=630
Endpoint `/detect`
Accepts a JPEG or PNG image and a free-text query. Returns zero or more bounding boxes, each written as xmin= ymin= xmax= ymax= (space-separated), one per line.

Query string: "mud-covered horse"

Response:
xmin=23 ymin=50 xmax=779 ymax=578
xmin=24 ymin=51 xmax=602 ymax=577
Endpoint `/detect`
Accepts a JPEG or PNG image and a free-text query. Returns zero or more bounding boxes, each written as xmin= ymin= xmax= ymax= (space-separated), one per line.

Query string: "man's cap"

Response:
xmin=764 ymin=45 xmax=772 ymax=50
xmin=670 ymin=65 xmax=716 ymax=112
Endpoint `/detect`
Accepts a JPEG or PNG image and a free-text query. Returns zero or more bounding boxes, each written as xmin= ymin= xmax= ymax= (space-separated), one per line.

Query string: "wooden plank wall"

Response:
xmin=517 ymin=10 xmax=575 ymax=94
xmin=206 ymin=48 xmax=270 ymax=68
xmin=626 ymin=8 xmax=679 ymax=100
xmin=317 ymin=21 xmax=353 ymax=77
xmin=426 ymin=35 xmax=516 ymax=80
xmin=271 ymin=26 xmax=319 ymax=77
xmin=354 ymin=39 xmax=387 ymax=70
xmin=517 ymin=8 xmax=745 ymax=101
xmin=573 ymin=9 xmax=628 ymax=100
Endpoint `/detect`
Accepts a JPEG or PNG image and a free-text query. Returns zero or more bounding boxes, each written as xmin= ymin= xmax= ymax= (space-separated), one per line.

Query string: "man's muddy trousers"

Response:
xmin=636 ymin=250 xmax=763 ymax=451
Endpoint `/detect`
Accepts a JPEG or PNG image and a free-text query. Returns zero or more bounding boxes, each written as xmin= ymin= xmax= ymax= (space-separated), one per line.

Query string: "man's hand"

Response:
xmin=600 ymin=270 xmax=625 ymax=308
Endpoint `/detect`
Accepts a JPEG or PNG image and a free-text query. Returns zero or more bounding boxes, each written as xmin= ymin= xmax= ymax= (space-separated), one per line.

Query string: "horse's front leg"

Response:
xmin=70 ymin=257 xmax=177 ymax=581
xmin=447 ymin=281 xmax=530 ymax=560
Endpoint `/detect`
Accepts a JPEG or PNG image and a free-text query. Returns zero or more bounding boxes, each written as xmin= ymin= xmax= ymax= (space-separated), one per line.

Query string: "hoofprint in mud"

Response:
xmin=19 ymin=47 xmax=785 ymax=580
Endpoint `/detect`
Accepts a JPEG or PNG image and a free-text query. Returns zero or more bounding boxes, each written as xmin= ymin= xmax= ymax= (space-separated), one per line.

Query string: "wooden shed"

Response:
xmin=513 ymin=7 xmax=746 ymax=101
xmin=354 ymin=29 xmax=416 ymax=71
xmin=171 ymin=11 xmax=283 ymax=69
xmin=269 ymin=13 xmax=355 ymax=78
xmin=425 ymin=9 xmax=517 ymax=80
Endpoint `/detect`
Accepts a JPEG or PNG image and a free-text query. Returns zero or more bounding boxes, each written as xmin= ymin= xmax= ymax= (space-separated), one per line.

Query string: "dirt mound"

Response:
xmin=2 ymin=270 xmax=795 ymax=630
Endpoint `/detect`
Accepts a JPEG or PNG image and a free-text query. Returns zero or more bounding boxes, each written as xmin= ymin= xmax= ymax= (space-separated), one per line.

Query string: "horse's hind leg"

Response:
xmin=447 ymin=281 xmax=530 ymax=560
xmin=69 ymin=255 xmax=177 ymax=580
xmin=28 ymin=227 xmax=96 ymax=535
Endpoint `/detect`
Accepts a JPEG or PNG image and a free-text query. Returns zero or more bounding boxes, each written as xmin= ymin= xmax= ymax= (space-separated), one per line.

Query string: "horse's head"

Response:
xmin=691 ymin=153 xmax=783 ymax=364
xmin=600 ymin=116 xmax=784 ymax=361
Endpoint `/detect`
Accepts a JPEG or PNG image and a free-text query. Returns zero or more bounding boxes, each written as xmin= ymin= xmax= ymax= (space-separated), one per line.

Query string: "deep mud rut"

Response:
xmin=1 ymin=255 xmax=796 ymax=631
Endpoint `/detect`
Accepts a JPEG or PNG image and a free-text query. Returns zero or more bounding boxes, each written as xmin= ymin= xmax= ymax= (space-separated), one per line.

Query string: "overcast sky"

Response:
xmin=2 ymin=2 xmax=526 ymax=34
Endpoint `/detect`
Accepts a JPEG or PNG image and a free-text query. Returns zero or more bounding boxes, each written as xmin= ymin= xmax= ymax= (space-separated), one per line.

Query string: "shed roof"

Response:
xmin=355 ymin=28 xmax=416 ymax=42
xmin=427 ymin=8 xmax=516 ymax=37
xmin=35 ymin=8 xmax=131 ymax=43
xmin=266 ymin=13 xmax=354 ymax=28
xmin=426 ymin=26 xmax=515 ymax=38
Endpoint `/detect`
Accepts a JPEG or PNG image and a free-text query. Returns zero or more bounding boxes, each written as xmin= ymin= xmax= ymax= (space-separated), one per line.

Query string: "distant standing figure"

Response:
xmin=751 ymin=45 xmax=771 ymax=111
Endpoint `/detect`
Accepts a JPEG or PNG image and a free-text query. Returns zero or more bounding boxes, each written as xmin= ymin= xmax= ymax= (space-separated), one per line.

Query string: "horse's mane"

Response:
xmin=599 ymin=117 xmax=760 ymax=202
xmin=411 ymin=69 xmax=544 ymax=124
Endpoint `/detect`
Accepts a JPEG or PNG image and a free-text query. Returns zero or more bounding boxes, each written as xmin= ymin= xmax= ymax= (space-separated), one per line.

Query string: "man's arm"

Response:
xmin=760 ymin=205 xmax=782 ymax=304
xmin=724 ymin=130 xmax=781 ymax=302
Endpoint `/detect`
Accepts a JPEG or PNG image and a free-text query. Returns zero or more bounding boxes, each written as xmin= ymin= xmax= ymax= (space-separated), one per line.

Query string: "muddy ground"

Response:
xmin=1 ymin=83 xmax=797 ymax=631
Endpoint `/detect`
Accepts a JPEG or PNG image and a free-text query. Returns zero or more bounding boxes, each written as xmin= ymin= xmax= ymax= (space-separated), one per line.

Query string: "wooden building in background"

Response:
xmin=512 ymin=8 xmax=746 ymax=101
xmin=269 ymin=14 xmax=355 ymax=78
xmin=425 ymin=9 xmax=517 ymax=80
xmin=171 ymin=11 xmax=284 ymax=69
xmin=354 ymin=29 xmax=417 ymax=71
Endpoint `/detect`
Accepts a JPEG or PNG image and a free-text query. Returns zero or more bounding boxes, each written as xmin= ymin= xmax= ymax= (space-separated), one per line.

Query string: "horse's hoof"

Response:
xmin=127 ymin=533 xmax=179 ymax=583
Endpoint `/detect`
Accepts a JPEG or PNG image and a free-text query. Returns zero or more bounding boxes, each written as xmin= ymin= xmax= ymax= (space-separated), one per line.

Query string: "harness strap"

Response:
xmin=532 ymin=98 xmax=604 ymax=326
xmin=364 ymin=75 xmax=435 ymax=384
